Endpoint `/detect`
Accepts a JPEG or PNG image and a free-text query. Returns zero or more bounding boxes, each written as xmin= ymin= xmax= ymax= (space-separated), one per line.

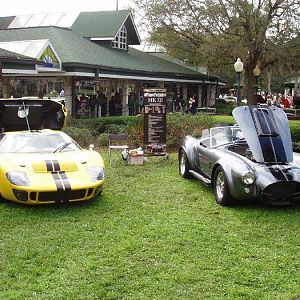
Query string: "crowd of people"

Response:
xmin=172 ymin=93 xmax=197 ymax=114
xmin=256 ymin=93 xmax=294 ymax=108
xmin=55 ymin=88 xmax=299 ymax=119
xmin=74 ymin=92 xmax=107 ymax=118
xmin=74 ymin=91 xmax=144 ymax=118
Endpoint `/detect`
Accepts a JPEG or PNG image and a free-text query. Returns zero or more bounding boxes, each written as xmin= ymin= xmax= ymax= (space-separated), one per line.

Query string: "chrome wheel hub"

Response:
xmin=216 ymin=172 xmax=225 ymax=199
xmin=180 ymin=154 xmax=185 ymax=175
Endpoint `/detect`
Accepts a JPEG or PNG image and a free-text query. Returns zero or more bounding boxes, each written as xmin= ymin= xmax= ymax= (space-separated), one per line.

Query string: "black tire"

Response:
xmin=213 ymin=166 xmax=233 ymax=206
xmin=179 ymin=150 xmax=191 ymax=178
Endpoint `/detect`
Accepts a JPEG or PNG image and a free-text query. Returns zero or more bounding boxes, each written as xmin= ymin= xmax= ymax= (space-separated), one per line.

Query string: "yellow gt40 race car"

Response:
xmin=0 ymin=99 xmax=104 ymax=205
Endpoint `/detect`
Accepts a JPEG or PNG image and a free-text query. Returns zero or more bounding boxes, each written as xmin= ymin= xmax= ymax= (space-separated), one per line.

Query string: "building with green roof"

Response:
xmin=0 ymin=10 xmax=225 ymax=116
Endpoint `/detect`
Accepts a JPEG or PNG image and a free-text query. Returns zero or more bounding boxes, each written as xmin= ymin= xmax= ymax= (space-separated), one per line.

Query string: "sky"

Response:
xmin=0 ymin=0 xmax=133 ymax=17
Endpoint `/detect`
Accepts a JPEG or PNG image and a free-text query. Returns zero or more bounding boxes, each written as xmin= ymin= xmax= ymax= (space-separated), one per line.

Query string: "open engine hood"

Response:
xmin=0 ymin=99 xmax=66 ymax=132
xmin=232 ymin=105 xmax=293 ymax=164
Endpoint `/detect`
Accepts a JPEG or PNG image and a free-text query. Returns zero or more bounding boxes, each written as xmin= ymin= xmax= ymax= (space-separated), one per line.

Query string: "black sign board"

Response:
xmin=143 ymin=88 xmax=167 ymax=145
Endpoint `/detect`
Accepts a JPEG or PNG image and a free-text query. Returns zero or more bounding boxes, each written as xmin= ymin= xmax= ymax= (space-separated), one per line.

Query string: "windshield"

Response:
xmin=0 ymin=132 xmax=81 ymax=153
xmin=201 ymin=126 xmax=244 ymax=148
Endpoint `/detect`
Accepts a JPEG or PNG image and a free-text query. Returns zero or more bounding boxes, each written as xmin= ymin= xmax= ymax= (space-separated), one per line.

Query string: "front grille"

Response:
xmin=38 ymin=189 xmax=87 ymax=202
xmin=262 ymin=181 xmax=300 ymax=205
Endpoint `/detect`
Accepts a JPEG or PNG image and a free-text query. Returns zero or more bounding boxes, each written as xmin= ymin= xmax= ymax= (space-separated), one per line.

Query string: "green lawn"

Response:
xmin=0 ymin=152 xmax=300 ymax=300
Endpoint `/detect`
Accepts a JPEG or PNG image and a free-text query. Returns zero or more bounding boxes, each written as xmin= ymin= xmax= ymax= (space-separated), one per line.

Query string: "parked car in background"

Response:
xmin=179 ymin=104 xmax=300 ymax=206
xmin=0 ymin=99 xmax=105 ymax=205
xmin=217 ymin=94 xmax=237 ymax=104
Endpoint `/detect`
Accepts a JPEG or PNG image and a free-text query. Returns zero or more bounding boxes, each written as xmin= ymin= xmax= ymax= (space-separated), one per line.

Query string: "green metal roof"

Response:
xmin=0 ymin=26 xmax=203 ymax=79
xmin=0 ymin=16 xmax=14 ymax=30
xmin=0 ymin=47 xmax=37 ymax=62
xmin=151 ymin=52 xmax=227 ymax=84
xmin=71 ymin=10 xmax=140 ymax=45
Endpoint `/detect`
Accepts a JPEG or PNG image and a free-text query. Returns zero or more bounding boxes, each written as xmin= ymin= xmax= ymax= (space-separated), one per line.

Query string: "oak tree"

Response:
xmin=133 ymin=0 xmax=300 ymax=104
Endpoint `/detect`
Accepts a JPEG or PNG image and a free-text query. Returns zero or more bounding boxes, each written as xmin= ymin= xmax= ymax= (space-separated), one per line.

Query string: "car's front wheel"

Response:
xmin=213 ymin=166 xmax=233 ymax=206
xmin=179 ymin=150 xmax=191 ymax=178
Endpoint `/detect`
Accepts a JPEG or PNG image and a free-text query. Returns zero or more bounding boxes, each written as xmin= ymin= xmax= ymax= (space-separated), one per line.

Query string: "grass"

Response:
xmin=0 ymin=152 xmax=300 ymax=300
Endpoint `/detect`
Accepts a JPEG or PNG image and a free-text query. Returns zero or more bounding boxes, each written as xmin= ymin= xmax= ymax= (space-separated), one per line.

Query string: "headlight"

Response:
xmin=241 ymin=171 xmax=256 ymax=185
xmin=87 ymin=166 xmax=105 ymax=182
xmin=6 ymin=171 xmax=30 ymax=186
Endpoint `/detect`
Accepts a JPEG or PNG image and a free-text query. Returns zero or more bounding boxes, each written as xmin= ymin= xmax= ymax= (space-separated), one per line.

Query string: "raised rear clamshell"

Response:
xmin=0 ymin=99 xmax=66 ymax=132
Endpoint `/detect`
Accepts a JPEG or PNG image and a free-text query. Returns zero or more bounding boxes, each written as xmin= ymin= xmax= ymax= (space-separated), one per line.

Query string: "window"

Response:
xmin=112 ymin=25 xmax=127 ymax=50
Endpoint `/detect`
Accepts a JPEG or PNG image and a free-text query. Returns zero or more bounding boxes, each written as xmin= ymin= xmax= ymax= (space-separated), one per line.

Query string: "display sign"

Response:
xmin=143 ymin=88 xmax=167 ymax=145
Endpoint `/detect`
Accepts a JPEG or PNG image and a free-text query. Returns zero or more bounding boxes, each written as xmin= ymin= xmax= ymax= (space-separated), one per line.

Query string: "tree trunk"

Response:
xmin=267 ymin=70 xmax=272 ymax=95
xmin=245 ymin=65 xmax=256 ymax=105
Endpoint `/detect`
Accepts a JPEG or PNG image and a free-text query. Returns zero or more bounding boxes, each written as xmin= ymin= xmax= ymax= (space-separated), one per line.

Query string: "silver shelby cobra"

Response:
xmin=179 ymin=105 xmax=300 ymax=206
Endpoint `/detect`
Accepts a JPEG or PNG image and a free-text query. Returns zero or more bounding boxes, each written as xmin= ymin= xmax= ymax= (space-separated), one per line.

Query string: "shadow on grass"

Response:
xmin=189 ymin=177 xmax=300 ymax=211
xmin=0 ymin=193 xmax=112 ymax=215
xmin=230 ymin=197 xmax=300 ymax=211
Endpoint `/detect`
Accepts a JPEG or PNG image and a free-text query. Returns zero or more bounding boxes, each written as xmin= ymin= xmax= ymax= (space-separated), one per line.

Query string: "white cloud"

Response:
xmin=0 ymin=0 xmax=132 ymax=17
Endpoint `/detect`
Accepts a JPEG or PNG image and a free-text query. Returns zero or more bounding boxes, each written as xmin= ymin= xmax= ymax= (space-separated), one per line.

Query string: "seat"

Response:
xmin=108 ymin=134 xmax=129 ymax=165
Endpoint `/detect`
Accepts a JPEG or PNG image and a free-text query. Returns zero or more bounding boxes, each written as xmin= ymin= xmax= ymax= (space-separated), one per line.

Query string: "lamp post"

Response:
xmin=253 ymin=65 xmax=261 ymax=97
xmin=234 ymin=58 xmax=244 ymax=106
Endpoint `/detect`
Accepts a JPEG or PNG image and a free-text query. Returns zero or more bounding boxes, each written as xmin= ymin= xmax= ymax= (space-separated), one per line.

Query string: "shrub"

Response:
xmin=67 ymin=116 xmax=138 ymax=136
xmin=289 ymin=120 xmax=300 ymax=144
xmin=64 ymin=114 xmax=300 ymax=150
xmin=167 ymin=113 xmax=214 ymax=147
xmin=98 ymin=133 xmax=109 ymax=146
xmin=293 ymin=142 xmax=300 ymax=152
xmin=127 ymin=116 xmax=144 ymax=147
xmin=63 ymin=126 xmax=94 ymax=147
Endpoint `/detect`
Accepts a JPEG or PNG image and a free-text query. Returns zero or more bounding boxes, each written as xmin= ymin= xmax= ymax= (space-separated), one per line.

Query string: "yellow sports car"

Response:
xmin=0 ymin=99 xmax=104 ymax=205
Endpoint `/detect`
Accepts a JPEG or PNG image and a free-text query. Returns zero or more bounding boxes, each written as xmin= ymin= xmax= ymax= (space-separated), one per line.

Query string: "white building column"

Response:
xmin=197 ymin=85 xmax=203 ymax=107
xmin=2 ymin=77 xmax=12 ymax=98
xmin=182 ymin=84 xmax=188 ymax=106
xmin=210 ymin=85 xmax=217 ymax=106
xmin=122 ymin=80 xmax=129 ymax=116
xmin=207 ymin=85 xmax=212 ymax=106
xmin=63 ymin=77 xmax=72 ymax=115
xmin=23 ymin=82 xmax=28 ymax=96
xmin=106 ymin=81 xmax=112 ymax=116
xmin=2 ymin=77 xmax=11 ymax=98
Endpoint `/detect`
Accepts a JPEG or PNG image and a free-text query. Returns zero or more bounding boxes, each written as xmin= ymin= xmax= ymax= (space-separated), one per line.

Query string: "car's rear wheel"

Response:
xmin=179 ymin=150 xmax=191 ymax=178
xmin=213 ymin=166 xmax=233 ymax=206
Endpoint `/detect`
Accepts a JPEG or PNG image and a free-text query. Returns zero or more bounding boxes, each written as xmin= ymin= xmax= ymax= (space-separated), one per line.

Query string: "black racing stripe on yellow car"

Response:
xmin=46 ymin=160 xmax=54 ymax=172
xmin=51 ymin=172 xmax=64 ymax=191
xmin=52 ymin=160 xmax=61 ymax=172
xmin=59 ymin=171 xmax=71 ymax=191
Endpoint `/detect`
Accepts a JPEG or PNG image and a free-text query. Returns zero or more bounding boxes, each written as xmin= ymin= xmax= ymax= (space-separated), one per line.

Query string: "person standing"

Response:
xmin=185 ymin=94 xmax=197 ymax=114
xmin=98 ymin=91 xmax=107 ymax=116
xmin=174 ymin=93 xmax=183 ymax=112
xmin=139 ymin=93 xmax=144 ymax=113
xmin=109 ymin=95 xmax=116 ymax=116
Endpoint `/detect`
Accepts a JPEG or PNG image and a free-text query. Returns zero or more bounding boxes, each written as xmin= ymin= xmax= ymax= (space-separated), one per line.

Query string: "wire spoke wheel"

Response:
xmin=179 ymin=150 xmax=191 ymax=178
xmin=216 ymin=172 xmax=225 ymax=200
xmin=180 ymin=153 xmax=186 ymax=175
xmin=213 ymin=166 xmax=233 ymax=206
